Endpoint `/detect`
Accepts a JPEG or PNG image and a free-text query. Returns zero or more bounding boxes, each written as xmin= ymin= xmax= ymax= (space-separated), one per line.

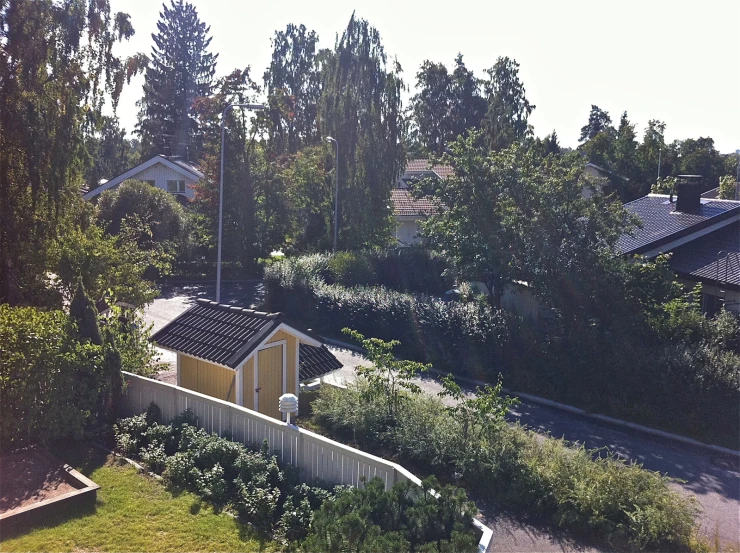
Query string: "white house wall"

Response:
xmin=394 ymin=219 xmax=422 ymax=246
xmin=126 ymin=163 xmax=197 ymax=199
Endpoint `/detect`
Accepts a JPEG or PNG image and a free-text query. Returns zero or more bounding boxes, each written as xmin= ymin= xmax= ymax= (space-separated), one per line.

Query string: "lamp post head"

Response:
xmin=326 ymin=136 xmax=335 ymax=143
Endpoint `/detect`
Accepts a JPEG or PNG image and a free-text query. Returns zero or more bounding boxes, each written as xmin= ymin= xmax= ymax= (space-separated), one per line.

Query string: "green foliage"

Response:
xmin=482 ymin=57 xmax=535 ymax=151
xmin=327 ymin=251 xmax=376 ymax=287
xmin=0 ymin=305 xmax=122 ymax=451
xmin=84 ymin=115 xmax=141 ymax=189
xmin=719 ymin=174 xmax=736 ymax=199
xmin=410 ymin=54 xmax=486 ymax=155
xmin=100 ymin=304 xmax=158 ymax=377
xmin=0 ymin=0 xmax=144 ymax=305
xmin=136 ymin=0 xmax=217 ymax=159
xmin=264 ymin=258 xmax=511 ymax=378
xmin=415 ymin=133 xmax=633 ymax=312
xmin=264 ymin=23 xmax=322 ymax=154
xmin=49 ymin=211 xmax=162 ymax=308
xmin=70 ymin=279 xmax=103 ymax=345
xmin=97 ymin=180 xmax=188 ymax=256
xmin=579 ymin=105 xmax=614 ymax=142
xmin=343 ymin=328 xmax=430 ymax=420
xmin=312 ymin=377 xmax=699 ymax=552
xmin=652 ymin=176 xmax=678 ymax=194
xmin=318 ymin=13 xmax=405 ymax=250
xmin=304 ymin=477 xmax=478 ymax=553
xmin=113 ymin=409 xmax=356 ymax=543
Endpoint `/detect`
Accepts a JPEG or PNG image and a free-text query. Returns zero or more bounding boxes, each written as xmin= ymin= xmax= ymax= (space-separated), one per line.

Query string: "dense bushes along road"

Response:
xmin=264 ymin=252 xmax=740 ymax=449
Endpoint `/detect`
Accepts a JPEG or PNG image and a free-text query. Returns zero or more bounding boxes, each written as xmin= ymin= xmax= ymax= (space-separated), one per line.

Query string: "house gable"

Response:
xmin=83 ymin=155 xmax=203 ymax=201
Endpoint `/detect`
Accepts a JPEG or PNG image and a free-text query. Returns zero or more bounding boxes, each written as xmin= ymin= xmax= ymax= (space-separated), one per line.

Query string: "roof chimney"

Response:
xmin=675 ymin=175 xmax=702 ymax=212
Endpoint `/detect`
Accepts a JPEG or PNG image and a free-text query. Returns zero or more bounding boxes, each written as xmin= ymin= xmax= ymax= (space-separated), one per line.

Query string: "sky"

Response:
xmin=110 ymin=0 xmax=740 ymax=154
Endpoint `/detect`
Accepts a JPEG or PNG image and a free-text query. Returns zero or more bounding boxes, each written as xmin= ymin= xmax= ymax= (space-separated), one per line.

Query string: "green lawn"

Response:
xmin=0 ymin=443 xmax=274 ymax=552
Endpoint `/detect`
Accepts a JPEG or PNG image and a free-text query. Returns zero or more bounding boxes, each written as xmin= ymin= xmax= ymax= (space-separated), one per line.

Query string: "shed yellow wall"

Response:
xmin=265 ymin=330 xmax=298 ymax=396
xmin=179 ymin=354 xmax=237 ymax=403
xmin=241 ymin=357 xmax=254 ymax=410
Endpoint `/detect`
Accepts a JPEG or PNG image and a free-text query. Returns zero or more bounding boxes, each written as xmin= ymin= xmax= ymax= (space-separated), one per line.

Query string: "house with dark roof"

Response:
xmin=618 ymin=183 xmax=740 ymax=314
xmin=150 ymin=299 xmax=342 ymax=420
xmin=83 ymin=155 xmax=204 ymax=202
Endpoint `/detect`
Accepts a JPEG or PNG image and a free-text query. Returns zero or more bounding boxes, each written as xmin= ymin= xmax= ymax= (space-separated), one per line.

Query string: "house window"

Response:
xmin=167 ymin=180 xmax=186 ymax=194
xmin=143 ymin=180 xmax=155 ymax=187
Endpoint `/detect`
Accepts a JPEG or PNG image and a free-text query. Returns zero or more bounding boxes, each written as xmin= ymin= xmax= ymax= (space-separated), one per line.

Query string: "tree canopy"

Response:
xmin=317 ymin=13 xmax=405 ymax=249
xmin=482 ymin=57 xmax=535 ymax=151
xmin=136 ymin=0 xmax=217 ymax=160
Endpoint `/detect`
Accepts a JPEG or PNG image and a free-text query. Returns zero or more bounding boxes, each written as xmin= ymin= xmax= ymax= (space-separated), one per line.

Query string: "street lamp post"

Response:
xmin=216 ymin=103 xmax=264 ymax=303
xmin=326 ymin=136 xmax=339 ymax=252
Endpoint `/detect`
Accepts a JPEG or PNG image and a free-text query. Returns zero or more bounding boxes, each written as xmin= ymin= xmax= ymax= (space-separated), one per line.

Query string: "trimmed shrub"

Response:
xmin=264 ymin=261 xmax=511 ymax=378
xmin=327 ymin=251 xmax=376 ymax=286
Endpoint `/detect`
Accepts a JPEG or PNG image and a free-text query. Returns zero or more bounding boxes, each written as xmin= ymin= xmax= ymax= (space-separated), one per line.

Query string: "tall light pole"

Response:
xmin=216 ymin=103 xmax=264 ymax=303
xmin=326 ymin=136 xmax=339 ymax=252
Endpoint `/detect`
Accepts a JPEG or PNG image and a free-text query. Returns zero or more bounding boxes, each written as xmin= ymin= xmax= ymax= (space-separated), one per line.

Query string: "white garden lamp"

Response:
xmin=279 ymin=393 xmax=299 ymax=425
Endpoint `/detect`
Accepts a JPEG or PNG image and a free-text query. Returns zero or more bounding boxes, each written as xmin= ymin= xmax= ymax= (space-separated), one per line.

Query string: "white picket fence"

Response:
xmin=122 ymin=372 xmax=492 ymax=552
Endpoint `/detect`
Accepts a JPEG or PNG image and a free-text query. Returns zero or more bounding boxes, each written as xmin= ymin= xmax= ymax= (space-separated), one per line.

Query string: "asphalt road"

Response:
xmin=145 ymin=283 xmax=740 ymax=550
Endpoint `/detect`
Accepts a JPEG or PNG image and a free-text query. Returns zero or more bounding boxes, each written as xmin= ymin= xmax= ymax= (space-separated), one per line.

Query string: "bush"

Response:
xmin=327 ymin=251 xmax=376 ymax=286
xmin=312 ymin=379 xmax=699 ymax=552
xmin=264 ymin=261 xmax=511 ymax=378
xmin=304 ymin=476 xmax=478 ymax=553
xmin=0 ymin=305 xmax=123 ymax=452
xmin=115 ymin=406 xmax=481 ymax=548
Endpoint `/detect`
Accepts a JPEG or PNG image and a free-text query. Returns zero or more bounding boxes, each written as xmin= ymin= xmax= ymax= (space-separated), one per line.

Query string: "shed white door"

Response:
xmin=256 ymin=344 xmax=284 ymax=420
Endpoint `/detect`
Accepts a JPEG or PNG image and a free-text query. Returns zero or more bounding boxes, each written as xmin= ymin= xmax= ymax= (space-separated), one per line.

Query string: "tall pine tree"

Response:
xmin=136 ymin=0 xmax=217 ymax=160
xmin=318 ymin=13 xmax=405 ymax=249
xmin=482 ymin=57 xmax=535 ymax=151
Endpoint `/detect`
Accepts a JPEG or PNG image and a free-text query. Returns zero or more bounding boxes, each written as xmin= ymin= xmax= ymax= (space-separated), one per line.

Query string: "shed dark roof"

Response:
xmin=617 ymin=195 xmax=740 ymax=255
xmin=151 ymin=299 xmax=282 ymax=368
xmin=299 ymin=344 xmax=343 ymax=380
xmin=669 ymin=223 xmax=740 ymax=290
xmin=391 ymin=189 xmax=438 ymax=217
xmin=151 ymin=299 xmax=343 ymax=378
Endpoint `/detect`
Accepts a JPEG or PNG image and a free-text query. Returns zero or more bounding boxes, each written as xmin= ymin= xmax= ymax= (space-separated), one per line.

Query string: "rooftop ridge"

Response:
xmin=194 ymin=298 xmax=282 ymax=319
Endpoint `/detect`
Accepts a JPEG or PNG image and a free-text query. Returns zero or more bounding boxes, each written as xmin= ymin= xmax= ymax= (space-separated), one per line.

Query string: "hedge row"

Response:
xmin=264 ymin=258 xmax=510 ymax=378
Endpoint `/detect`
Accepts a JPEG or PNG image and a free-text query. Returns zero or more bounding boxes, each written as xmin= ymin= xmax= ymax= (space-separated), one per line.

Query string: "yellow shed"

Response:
xmin=151 ymin=299 xmax=342 ymax=420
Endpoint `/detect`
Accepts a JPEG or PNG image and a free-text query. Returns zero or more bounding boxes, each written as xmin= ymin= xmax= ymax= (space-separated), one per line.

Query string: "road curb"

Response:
xmin=322 ymin=336 xmax=740 ymax=460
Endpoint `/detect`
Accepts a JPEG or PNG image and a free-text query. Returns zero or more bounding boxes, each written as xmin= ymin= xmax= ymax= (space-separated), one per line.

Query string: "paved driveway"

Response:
xmin=144 ymin=283 xmax=740 ymax=550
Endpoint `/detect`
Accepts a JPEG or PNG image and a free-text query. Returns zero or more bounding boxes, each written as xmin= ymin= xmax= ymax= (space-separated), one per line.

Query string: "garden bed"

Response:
xmin=0 ymin=447 xmax=99 ymax=532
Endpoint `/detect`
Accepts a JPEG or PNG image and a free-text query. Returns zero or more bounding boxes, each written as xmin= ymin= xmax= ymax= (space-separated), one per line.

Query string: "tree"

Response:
xmin=544 ymin=131 xmax=561 ymax=156
xmin=579 ymin=105 xmax=613 ymax=142
xmin=417 ymin=131 xmax=633 ymax=310
xmin=719 ymin=175 xmax=737 ymax=199
xmin=84 ymin=115 xmax=140 ymax=190
xmin=677 ymin=137 xmax=725 ymax=190
xmin=410 ymin=60 xmax=452 ymax=155
xmin=193 ymin=68 xmax=263 ymax=272
xmin=70 ymin=279 xmax=103 ymax=345
xmin=136 ymin=0 xmax=217 ymax=160
xmin=410 ymin=54 xmax=486 ymax=155
xmin=0 ymin=0 xmax=145 ymax=306
xmin=263 ymin=24 xmax=323 ymax=154
xmin=97 ymin=180 xmax=187 ymax=249
xmin=449 ymin=54 xmax=487 ymax=141
xmin=482 ymin=57 xmax=535 ymax=151
xmin=318 ymin=13 xmax=405 ymax=249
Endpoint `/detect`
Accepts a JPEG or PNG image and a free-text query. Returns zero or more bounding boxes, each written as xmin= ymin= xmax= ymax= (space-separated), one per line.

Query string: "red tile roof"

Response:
xmin=391 ymin=189 xmax=438 ymax=217
xmin=405 ymin=159 xmax=454 ymax=179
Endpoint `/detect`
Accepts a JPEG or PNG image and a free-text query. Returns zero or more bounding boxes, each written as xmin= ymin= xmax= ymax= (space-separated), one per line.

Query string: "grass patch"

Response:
xmin=0 ymin=442 xmax=273 ymax=552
